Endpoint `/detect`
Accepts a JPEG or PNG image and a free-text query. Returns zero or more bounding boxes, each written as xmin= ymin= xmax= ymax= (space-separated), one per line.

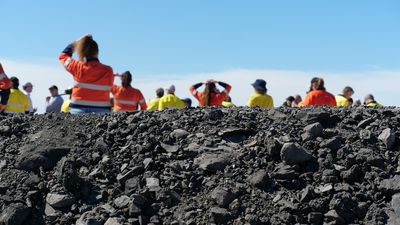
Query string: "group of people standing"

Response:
xmin=0 ymin=65 xmax=66 ymax=114
xmin=0 ymin=34 xmax=383 ymax=115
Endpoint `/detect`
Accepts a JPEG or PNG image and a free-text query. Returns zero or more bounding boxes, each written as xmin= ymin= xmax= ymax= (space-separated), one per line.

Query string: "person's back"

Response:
xmin=46 ymin=95 xmax=64 ymax=113
xmin=248 ymin=92 xmax=274 ymax=108
xmin=147 ymin=98 xmax=161 ymax=110
xmin=61 ymin=99 xmax=71 ymax=113
xmin=5 ymin=77 xmax=29 ymax=114
xmin=336 ymin=86 xmax=354 ymax=107
xmin=159 ymin=94 xmax=185 ymax=110
xmin=335 ymin=95 xmax=350 ymax=107
xmin=247 ymin=79 xmax=274 ymax=108
xmin=112 ymin=86 xmax=146 ymax=111
xmin=147 ymin=88 xmax=164 ymax=111
xmin=189 ymin=80 xmax=231 ymax=107
xmin=303 ymin=90 xmax=336 ymax=106
xmin=364 ymin=94 xmax=383 ymax=107
xmin=301 ymin=77 xmax=336 ymax=107
xmin=59 ymin=34 xmax=114 ymax=114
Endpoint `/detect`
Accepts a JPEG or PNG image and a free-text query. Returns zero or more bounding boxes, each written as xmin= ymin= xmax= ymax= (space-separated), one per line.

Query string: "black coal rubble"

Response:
xmin=0 ymin=107 xmax=399 ymax=225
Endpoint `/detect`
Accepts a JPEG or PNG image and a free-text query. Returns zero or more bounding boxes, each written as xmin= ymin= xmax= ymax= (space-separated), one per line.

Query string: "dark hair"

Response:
xmin=182 ymin=98 xmax=192 ymax=107
xmin=342 ymin=86 xmax=354 ymax=94
xmin=156 ymin=88 xmax=164 ymax=98
xmin=310 ymin=77 xmax=325 ymax=92
xmin=121 ymin=71 xmax=132 ymax=87
xmin=286 ymin=96 xmax=295 ymax=102
xmin=76 ymin=36 xmax=99 ymax=61
xmin=256 ymin=89 xmax=266 ymax=95
xmin=203 ymin=83 xmax=216 ymax=106
xmin=10 ymin=77 xmax=19 ymax=89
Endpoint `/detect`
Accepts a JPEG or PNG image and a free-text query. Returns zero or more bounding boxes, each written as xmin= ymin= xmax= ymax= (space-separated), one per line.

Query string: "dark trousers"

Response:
xmin=0 ymin=89 xmax=10 ymax=105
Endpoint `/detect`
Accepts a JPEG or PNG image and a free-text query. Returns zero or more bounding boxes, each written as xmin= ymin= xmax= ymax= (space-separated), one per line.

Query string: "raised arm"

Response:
xmin=217 ymin=81 xmax=231 ymax=94
xmin=189 ymin=82 xmax=203 ymax=96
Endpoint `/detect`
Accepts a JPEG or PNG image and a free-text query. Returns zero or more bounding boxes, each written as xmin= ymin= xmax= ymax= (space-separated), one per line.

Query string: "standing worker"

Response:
xmin=336 ymin=86 xmax=354 ymax=107
xmin=247 ymin=79 xmax=274 ymax=108
xmin=23 ymin=82 xmax=36 ymax=113
xmin=364 ymin=94 xmax=383 ymax=107
xmin=0 ymin=63 xmax=11 ymax=113
xmin=147 ymin=88 xmax=164 ymax=111
xmin=58 ymin=34 xmax=114 ymax=114
xmin=189 ymin=80 xmax=231 ymax=107
xmin=46 ymin=85 xmax=64 ymax=113
xmin=111 ymin=71 xmax=146 ymax=112
xmin=4 ymin=77 xmax=29 ymax=114
xmin=300 ymin=77 xmax=336 ymax=107
xmin=158 ymin=85 xmax=185 ymax=110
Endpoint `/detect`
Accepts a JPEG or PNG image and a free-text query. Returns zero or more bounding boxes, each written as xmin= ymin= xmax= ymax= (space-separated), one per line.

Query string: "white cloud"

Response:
xmin=0 ymin=57 xmax=398 ymax=113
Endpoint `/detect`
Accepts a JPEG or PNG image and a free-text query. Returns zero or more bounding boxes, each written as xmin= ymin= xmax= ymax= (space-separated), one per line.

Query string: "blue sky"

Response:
xmin=1 ymin=0 xmax=399 ymax=75
xmin=0 ymin=1 xmax=399 ymax=111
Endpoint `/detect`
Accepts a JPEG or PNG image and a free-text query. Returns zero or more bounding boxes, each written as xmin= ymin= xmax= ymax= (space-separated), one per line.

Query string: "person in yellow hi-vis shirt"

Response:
xmin=247 ymin=79 xmax=274 ymax=108
xmin=4 ymin=77 xmax=29 ymax=114
xmin=61 ymin=89 xmax=73 ymax=113
xmin=336 ymin=86 xmax=354 ymax=107
xmin=222 ymin=96 xmax=235 ymax=107
xmin=147 ymin=88 xmax=164 ymax=111
xmin=158 ymin=85 xmax=185 ymax=110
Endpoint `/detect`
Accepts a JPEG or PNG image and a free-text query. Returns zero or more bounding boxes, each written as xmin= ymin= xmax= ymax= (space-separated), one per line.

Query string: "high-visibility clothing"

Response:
xmin=4 ymin=89 xmax=29 ymax=114
xmin=111 ymin=85 xmax=147 ymax=111
xmin=366 ymin=102 xmax=383 ymax=107
xmin=222 ymin=101 xmax=234 ymax=107
xmin=335 ymin=95 xmax=352 ymax=107
xmin=158 ymin=94 xmax=185 ymax=110
xmin=247 ymin=93 xmax=274 ymax=108
xmin=147 ymin=98 xmax=161 ymax=111
xmin=0 ymin=64 xmax=11 ymax=90
xmin=59 ymin=45 xmax=114 ymax=109
xmin=61 ymin=99 xmax=71 ymax=113
xmin=189 ymin=85 xmax=231 ymax=106
xmin=0 ymin=64 xmax=11 ymax=111
xmin=301 ymin=90 xmax=336 ymax=107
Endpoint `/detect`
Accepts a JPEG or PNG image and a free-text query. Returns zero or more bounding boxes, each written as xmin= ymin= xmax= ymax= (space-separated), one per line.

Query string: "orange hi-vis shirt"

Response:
xmin=111 ymin=85 xmax=147 ymax=111
xmin=301 ymin=90 xmax=337 ymax=107
xmin=189 ymin=84 xmax=232 ymax=106
xmin=0 ymin=64 xmax=11 ymax=90
xmin=59 ymin=44 xmax=114 ymax=108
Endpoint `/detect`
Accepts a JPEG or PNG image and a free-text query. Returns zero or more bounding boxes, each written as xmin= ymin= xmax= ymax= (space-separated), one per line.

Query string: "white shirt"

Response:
xmin=25 ymin=91 xmax=34 ymax=112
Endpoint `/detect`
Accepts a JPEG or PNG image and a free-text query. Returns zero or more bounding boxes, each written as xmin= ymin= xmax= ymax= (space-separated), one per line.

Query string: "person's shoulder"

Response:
xmin=265 ymin=94 xmax=273 ymax=99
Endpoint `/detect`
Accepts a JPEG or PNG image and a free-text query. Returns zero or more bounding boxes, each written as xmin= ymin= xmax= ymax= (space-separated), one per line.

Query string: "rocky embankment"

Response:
xmin=0 ymin=107 xmax=399 ymax=225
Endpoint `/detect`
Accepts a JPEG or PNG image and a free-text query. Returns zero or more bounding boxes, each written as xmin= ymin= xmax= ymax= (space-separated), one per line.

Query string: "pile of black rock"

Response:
xmin=0 ymin=107 xmax=399 ymax=225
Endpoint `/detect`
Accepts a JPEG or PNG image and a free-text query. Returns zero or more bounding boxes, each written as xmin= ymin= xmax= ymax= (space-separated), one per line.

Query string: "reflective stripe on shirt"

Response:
xmin=73 ymin=81 xmax=112 ymax=91
xmin=114 ymin=99 xmax=138 ymax=106
xmin=63 ymin=57 xmax=72 ymax=68
xmin=71 ymin=99 xmax=111 ymax=107
xmin=7 ymin=103 xmax=25 ymax=107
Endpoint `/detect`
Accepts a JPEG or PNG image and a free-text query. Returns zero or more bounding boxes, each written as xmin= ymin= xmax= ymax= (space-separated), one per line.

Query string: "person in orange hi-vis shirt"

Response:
xmin=0 ymin=63 xmax=11 ymax=112
xmin=300 ymin=77 xmax=336 ymax=107
xmin=59 ymin=34 xmax=114 ymax=114
xmin=112 ymin=71 xmax=147 ymax=112
xmin=189 ymin=80 xmax=231 ymax=107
